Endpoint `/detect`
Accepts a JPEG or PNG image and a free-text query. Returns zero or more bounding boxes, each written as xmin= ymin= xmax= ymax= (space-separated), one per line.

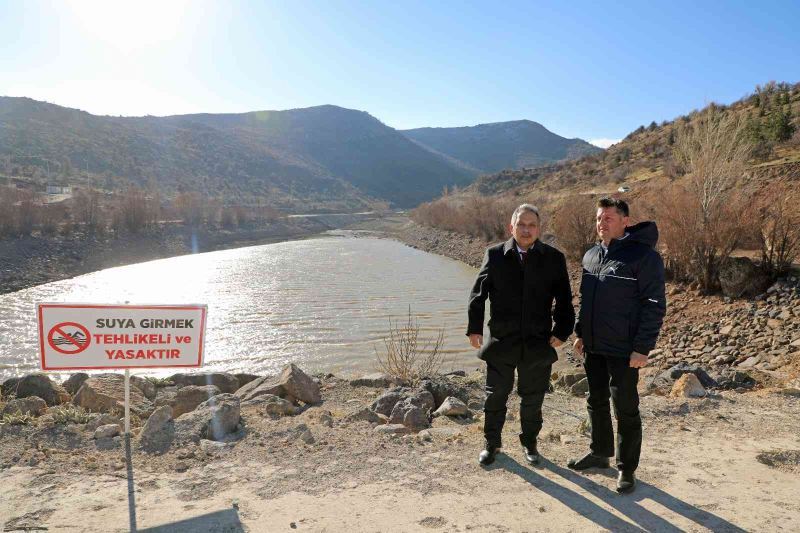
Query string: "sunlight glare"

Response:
xmin=63 ymin=0 xmax=196 ymax=53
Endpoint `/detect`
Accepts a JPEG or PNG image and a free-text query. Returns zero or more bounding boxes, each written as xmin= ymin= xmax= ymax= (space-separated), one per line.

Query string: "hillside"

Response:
xmin=0 ymin=99 xmax=474 ymax=209
xmin=465 ymin=82 xmax=800 ymax=200
xmin=402 ymin=120 xmax=602 ymax=174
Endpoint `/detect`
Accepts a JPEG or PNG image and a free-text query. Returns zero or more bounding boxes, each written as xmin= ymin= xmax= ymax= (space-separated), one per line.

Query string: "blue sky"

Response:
xmin=2 ymin=0 xmax=798 ymax=146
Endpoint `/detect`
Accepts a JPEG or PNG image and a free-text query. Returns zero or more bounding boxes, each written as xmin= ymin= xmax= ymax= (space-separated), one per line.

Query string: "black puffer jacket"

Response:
xmin=575 ymin=221 xmax=666 ymax=358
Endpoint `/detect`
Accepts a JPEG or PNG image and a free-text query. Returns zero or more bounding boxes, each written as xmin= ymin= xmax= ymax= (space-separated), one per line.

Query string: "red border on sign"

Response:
xmin=38 ymin=304 xmax=207 ymax=371
xmin=47 ymin=321 xmax=91 ymax=354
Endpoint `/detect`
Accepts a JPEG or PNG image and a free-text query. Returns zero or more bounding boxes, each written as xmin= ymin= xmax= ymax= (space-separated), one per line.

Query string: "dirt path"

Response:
xmin=2 ymin=381 xmax=798 ymax=532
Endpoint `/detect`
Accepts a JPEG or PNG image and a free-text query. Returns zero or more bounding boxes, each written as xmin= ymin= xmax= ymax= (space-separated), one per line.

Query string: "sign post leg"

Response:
xmin=124 ymin=368 xmax=130 ymax=435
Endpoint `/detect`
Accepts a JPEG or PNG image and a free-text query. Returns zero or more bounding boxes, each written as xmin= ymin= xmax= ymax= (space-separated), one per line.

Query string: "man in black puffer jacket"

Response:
xmin=568 ymin=197 xmax=666 ymax=494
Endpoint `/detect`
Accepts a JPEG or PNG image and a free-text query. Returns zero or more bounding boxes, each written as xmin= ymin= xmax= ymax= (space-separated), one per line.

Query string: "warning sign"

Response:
xmin=47 ymin=322 xmax=91 ymax=354
xmin=37 ymin=303 xmax=207 ymax=371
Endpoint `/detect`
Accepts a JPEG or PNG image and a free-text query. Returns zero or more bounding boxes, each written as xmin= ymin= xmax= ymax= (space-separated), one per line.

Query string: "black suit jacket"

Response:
xmin=467 ymin=238 xmax=575 ymax=365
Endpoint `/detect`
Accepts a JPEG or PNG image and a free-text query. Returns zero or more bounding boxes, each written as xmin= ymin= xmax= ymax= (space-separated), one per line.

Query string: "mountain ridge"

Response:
xmin=0 ymin=97 xmax=599 ymax=208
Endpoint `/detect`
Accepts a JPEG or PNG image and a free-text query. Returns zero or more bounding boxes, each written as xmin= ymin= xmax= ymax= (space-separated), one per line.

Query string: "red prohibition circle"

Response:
xmin=47 ymin=322 xmax=91 ymax=355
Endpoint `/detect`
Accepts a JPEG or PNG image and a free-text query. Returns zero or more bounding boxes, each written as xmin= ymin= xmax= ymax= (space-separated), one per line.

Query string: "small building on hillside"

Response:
xmin=46 ymin=185 xmax=72 ymax=194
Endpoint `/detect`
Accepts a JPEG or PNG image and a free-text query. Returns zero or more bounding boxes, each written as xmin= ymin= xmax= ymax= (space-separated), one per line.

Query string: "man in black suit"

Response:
xmin=468 ymin=204 xmax=575 ymax=466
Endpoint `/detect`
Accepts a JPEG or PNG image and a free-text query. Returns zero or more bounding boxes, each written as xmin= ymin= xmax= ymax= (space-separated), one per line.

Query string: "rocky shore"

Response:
xmin=2 ymin=363 xmax=799 ymax=531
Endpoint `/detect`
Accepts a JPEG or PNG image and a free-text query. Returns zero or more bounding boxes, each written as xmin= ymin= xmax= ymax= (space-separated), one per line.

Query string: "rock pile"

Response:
xmin=653 ymin=278 xmax=800 ymax=373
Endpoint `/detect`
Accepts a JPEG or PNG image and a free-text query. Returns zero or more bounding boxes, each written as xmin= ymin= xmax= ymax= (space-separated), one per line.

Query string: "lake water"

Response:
xmin=0 ymin=233 xmax=483 ymax=381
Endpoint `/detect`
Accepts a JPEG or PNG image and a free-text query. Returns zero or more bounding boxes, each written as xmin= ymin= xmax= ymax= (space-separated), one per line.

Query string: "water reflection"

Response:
xmin=0 ymin=235 xmax=482 ymax=380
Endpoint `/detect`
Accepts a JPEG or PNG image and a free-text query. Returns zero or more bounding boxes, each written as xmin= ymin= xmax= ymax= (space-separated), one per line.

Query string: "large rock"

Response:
xmin=94 ymin=424 xmax=121 ymax=439
xmin=389 ymin=393 xmax=433 ymax=429
xmin=72 ymin=374 xmax=154 ymax=417
xmin=170 ymin=373 xmax=240 ymax=394
xmin=234 ymin=373 xmax=261 ymax=388
xmin=710 ymin=368 xmax=756 ymax=390
xmin=1 ymin=373 xmax=69 ymax=406
xmin=370 ymin=389 xmax=408 ymax=417
xmin=139 ymin=405 xmax=174 ymax=452
xmin=1 ymin=396 xmax=47 ymax=417
xmin=241 ymin=394 xmax=297 ymax=416
xmin=432 ymin=397 xmax=470 ymax=418
xmin=174 ymin=394 xmax=241 ymax=443
xmin=63 ymin=373 xmax=90 ymax=396
xmin=130 ymin=376 xmax=157 ymax=401
xmin=344 ymin=407 xmax=385 ymax=425
xmin=718 ymin=257 xmax=771 ymax=298
xmin=670 ymin=374 xmax=706 ymax=398
xmin=274 ymin=364 xmax=321 ymax=405
xmin=86 ymin=413 xmax=122 ymax=431
xmin=171 ymin=385 xmax=222 ymax=418
xmin=350 ymin=373 xmax=393 ymax=388
xmin=153 ymin=388 xmax=178 ymax=408
xmin=553 ymin=371 xmax=587 ymax=390
xmin=658 ymin=363 xmax=718 ymax=389
xmin=419 ymin=376 xmax=470 ymax=408
xmin=406 ymin=389 xmax=435 ymax=412
xmin=233 ymin=364 xmax=320 ymax=405
xmin=570 ymin=378 xmax=589 ymax=396
xmin=234 ymin=376 xmax=286 ymax=402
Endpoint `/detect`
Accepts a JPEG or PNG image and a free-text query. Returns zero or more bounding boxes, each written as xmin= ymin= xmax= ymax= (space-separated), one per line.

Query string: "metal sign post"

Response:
xmin=124 ymin=368 xmax=131 ymax=435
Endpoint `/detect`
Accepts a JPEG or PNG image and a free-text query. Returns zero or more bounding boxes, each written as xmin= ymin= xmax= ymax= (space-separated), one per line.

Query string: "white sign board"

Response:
xmin=37 ymin=303 xmax=207 ymax=371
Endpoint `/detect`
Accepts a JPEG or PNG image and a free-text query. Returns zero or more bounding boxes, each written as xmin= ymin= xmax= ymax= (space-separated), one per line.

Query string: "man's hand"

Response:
xmin=549 ymin=336 xmax=563 ymax=348
xmin=469 ymin=334 xmax=483 ymax=349
xmin=629 ymin=351 xmax=648 ymax=368
xmin=573 ymin=338 xmax=584 ymax=361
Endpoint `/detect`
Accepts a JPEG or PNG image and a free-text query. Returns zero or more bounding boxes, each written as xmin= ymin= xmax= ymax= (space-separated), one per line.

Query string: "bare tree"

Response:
xmin=175 ymin=192 xmax=209 ymax=227
xmin=74 ymin=189 xmax=103 ymax=234
xmin=658 ymin=108 xmax=754 ymax=291
xmin=551 ymin=194 xmax=597 ymax=260
xmin=758 ymin=189 xmax=800 ymax=278
xmin=15 ymin=199 xmax=37 ymax=236
xmin=673 ymin=108 xmax=752 ymax=222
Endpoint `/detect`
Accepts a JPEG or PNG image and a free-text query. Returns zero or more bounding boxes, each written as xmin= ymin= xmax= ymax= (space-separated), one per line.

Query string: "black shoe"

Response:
xmin=567 ymin=452 xmax=610 ymax=471
xmin=523 ymin=445 xmax=540 ymax=465
xmin=479 ymin=446 xmax=500 ymax=466
xmin=616 ymin=470 xmax=636 ymax=493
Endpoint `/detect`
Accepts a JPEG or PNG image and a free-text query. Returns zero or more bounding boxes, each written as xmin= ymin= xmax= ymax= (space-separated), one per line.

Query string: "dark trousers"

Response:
xmin=584 ymin=351 xmax=642 ymax=472
xmin=484 ymin=357 xmax=551 ymax=449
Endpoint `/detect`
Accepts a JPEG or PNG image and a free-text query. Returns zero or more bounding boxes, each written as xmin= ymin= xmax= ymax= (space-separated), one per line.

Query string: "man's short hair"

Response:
xmin=511 ymin=204 xmax=540 ymax=225
xmin=597 ymin=197 xmax=629 ymax=217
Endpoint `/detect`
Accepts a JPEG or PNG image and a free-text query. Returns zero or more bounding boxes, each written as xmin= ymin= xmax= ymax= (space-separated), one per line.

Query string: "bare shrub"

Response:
xmin=375 ymin=307 xmax=446 ymax=385
xmin=220 ymin=206 xmax=236 ymax=229
xmin=411 ymin=194 xmax=527 ymax=242
xmin=550 ymin=194 xmax=597 ymax=260
xmin=0 ymin=194 xmax=14 ymax=238
xmin=657 ymin=107 xmax=754 ymax=291
xmin=757 ymin=188 xmax=800 ymax=277
xmin=16 ymin=199 xmax=37 ymax=236
xmin=39 ymin=204 xmax=63 ymax=236
xmin=175 ymin=192 xmax=210 ymax=227
xmin=74 ymin=189 xmax=104 ymax=234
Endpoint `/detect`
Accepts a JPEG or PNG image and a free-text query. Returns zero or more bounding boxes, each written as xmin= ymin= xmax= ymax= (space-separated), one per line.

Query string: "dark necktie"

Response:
xmin=519 ymin=250 xmax=527 ymax=265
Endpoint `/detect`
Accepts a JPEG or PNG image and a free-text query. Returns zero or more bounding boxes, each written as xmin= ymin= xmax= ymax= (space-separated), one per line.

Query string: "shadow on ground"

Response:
xmin=488 ymin=454 xmax=747 ymax=532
